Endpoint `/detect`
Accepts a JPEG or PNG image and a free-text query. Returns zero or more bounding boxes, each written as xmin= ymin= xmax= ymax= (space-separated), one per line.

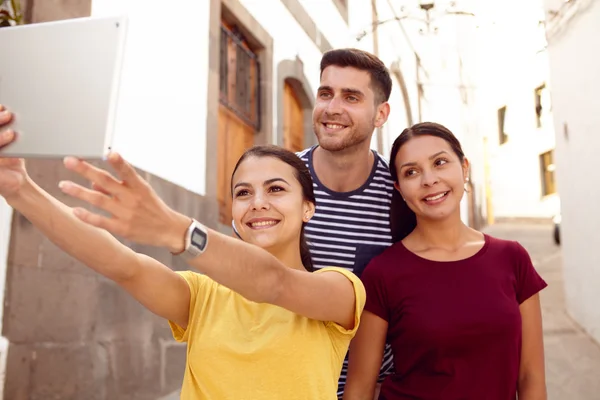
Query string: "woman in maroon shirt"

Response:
xmin=344 ymin=122 xmax=547 ymax=400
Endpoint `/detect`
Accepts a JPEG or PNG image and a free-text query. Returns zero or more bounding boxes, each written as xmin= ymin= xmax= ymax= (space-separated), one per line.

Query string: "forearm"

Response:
xmin=8 ymin=176 xmax=137 ymax=281
xmin=183 ymin=228 xmax=286 ymax=304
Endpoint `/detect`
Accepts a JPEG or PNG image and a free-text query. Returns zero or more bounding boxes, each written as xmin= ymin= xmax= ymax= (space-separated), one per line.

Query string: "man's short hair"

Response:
xmin=320 ymin=48 xmax=392 ymax=105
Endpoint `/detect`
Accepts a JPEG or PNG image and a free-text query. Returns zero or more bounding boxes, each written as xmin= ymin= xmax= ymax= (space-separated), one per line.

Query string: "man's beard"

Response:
xmin=314 ymin=124 xmax=373 ymax=153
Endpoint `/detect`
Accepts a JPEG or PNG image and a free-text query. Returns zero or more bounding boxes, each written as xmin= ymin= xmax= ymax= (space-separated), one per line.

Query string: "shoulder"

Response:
xmin=175 ymin=270 xmax=217 ymax=294
xmin=373 ymin=151 xmax=392 ymax=173
xmin=314 ymin=267 xmax=366 ymax=297
xmin=485 ymin=235 xmax=531 ymax=261
xmin=176 ymin=270 xmax=204 ymax=285
xmin=371 ymin=151 xmax=394 ymax=188
xmin=314 ymin=267 xmax=363 ymax=286
xmin=295 ymin=146 xmax=315 ymax=160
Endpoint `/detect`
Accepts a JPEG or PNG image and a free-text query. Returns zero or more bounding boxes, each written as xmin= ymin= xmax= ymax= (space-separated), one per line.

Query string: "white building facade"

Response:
xmin=472 ymin=0 xmax=560 ymax=222
xmin=542 ymin=0 xmax=600 ymax=344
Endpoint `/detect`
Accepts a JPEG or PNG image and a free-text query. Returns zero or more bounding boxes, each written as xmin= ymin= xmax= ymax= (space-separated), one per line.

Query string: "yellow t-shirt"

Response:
xmin=169 ymin=267 xmax=366 ymax=400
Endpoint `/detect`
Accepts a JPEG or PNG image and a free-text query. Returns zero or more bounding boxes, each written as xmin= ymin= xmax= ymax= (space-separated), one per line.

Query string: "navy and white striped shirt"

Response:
xmin=297 ymin=146 xmax=395 ymax=398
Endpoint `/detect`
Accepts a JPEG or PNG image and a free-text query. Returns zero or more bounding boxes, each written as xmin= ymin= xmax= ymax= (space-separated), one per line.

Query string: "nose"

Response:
xmin=250 ymin=191 xmax=270 ymax=211
xmin=324 ymin=94 xmax=343 ymax=115
xmin=421 ymin=169 xmax=440 ymax=187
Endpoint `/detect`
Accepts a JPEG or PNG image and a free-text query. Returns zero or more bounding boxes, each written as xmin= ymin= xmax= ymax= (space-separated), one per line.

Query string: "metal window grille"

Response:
xmin=219 ymin=25 xmax=261 ymax=130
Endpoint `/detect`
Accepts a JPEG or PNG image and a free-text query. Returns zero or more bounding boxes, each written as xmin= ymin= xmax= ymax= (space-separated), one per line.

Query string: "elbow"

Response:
xmin=110 ymin=250 xmax=143 ymax=284
xmin=518 ymin=372 xmax=547 ymax=400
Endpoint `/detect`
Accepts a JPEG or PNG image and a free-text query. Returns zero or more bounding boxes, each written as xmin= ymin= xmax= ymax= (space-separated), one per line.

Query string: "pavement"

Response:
xmin=158 ymin=222 xmax=600 ymax=400
xmin=483 ymin=222 xmax=600 ymax=400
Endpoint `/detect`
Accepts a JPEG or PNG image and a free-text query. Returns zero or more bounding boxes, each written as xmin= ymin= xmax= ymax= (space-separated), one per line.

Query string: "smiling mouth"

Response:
xmin=322 ymin=123 xmax=347 ymax=130
xmin=247 ymin=220 xmax=280 ymax=229
xmin=423 ymin=191 xmax=450 ymax=203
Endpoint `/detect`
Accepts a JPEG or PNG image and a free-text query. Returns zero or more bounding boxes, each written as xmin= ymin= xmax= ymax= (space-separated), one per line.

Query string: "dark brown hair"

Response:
xmin=320 ymin=48 xmax=392 ymax=105
xmin=231 ymin=145 xmax=316 ymax=271
xmin=389 ymin=122 xmax=466 ymax=241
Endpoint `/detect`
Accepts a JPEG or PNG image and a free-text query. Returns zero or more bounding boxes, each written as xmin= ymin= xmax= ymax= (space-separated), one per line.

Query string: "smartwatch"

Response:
xmin=177 ymin=219 xmax=209 ymax=260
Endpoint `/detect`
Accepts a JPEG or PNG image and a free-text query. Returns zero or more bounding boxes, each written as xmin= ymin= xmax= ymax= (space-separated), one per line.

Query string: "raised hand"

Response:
xmin=0 ymin=105 xmax=28 ymax=200
xmin=58 ymin=152 xmax=191 ymax=253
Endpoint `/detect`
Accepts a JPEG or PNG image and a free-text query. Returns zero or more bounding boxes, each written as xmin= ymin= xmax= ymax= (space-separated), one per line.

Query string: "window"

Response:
xmin=217 ymin=21 xmax=261 ymax=224
xmin=219 ymin=24 xmax=260 ymax=130
xmin=534 ymin=83 xmax=547 ymax=128
xmin=497 ymin=106 xmax=508 ymax=145
xmin=539 ymin=150 xmax=556 ymax=196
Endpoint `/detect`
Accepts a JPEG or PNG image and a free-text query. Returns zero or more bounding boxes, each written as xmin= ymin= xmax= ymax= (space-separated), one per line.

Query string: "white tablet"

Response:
xmin=0 ymin=15 xmax=128 ymax=159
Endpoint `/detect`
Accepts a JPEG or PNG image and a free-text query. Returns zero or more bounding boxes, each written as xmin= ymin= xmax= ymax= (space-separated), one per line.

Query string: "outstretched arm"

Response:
xmin=9 ymin=177 xmax=191 ymax=328
xmin=0 ymin=110 xmax=191 ymax=328
xmin=60 ymin=153 xmax=361 ymax=329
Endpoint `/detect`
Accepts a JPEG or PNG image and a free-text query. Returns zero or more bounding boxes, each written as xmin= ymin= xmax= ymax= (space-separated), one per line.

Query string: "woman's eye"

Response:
xmin=235 ymin=189 xmax=249 ymax=197
xmin=404 ymin=169 xmax=417 ymax=177
xmin=269 ymin=186 xmax=285 ymax=193
xmin=435 ymin=158 xmax=449 ymax=166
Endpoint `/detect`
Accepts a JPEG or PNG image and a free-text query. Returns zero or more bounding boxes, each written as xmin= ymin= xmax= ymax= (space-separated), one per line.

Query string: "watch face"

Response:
xmin=191 ymin=228 xmax=208 ymax=249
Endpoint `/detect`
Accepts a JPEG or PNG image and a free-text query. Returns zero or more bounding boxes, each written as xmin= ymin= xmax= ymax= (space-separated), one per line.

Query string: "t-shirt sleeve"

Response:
xmin=315 ymin=267 xmax=366 ymax=337
xmin=168 ymin=270 xmax=212 ymax=342
xmin=512 ymin=241 xmax=548 ymax=304
xmin=360 ymin=259 xmax=389 ymax=322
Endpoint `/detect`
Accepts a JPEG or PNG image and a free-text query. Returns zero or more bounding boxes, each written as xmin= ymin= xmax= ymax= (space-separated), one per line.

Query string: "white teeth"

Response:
xmin=425 ymin=192 xmax=447 ymax=201
xmin=250 ymin=220 xmax=278 ymax=228
xmin=325 ymin=124 xmax=345 ymax=129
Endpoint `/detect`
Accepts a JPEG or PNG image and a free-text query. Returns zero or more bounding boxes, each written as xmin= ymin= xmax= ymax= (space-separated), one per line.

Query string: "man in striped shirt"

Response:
xmin=297 ymin=48 xmax=396 ymax=399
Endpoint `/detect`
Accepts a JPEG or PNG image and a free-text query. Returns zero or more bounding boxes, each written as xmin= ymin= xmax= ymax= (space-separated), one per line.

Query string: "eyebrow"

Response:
xmin=399 ymin=150 xmax=449 ymax=169
xmin=233 ymin=177 xmax=291 ymax=190
xmin=317 ymin=85 xmax=365 ymax=97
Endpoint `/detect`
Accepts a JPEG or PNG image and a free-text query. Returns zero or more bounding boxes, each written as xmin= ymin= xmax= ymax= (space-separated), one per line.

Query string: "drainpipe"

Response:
xmin=371 ymin=0 xmax=384 ymax=154
xmin=0 ymin=202 xmax=14 ymax=400
xmin=390 ymin=60 xmax=413 ymax=127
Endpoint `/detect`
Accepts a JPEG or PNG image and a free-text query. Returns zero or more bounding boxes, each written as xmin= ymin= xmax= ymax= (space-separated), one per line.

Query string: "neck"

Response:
xmin=412 ymin=213 xmax=470 ymax=248
xmin=312 ymin=142 xmax=374 ymax=193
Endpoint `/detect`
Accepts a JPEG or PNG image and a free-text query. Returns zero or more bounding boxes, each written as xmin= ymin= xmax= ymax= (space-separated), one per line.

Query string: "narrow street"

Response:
xmin=484 ymin=222 xmax=600 ymax=399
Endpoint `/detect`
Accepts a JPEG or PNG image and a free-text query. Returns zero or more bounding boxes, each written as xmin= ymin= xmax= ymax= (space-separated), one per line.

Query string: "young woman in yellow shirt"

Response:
xmin=0 ymin=106 xmax=365 ymax=400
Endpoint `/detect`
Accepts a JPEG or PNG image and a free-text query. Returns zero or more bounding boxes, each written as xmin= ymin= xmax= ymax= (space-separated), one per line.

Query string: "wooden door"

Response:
xmin=217 ymin=106 xmax=255 ymax=225
xmin=283 ymin=82 xmax=305 ymax=152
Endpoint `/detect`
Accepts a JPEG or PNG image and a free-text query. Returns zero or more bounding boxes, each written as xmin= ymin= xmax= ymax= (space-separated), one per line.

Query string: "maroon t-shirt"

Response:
xmin=361 ymin=234 xmax=547 ymax=400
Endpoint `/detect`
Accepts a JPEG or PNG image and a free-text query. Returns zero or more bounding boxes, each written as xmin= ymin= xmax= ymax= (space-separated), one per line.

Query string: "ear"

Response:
xmin=374 ymin=102 xmax=391 ymax=128
xmin=462 ymin=157 xmax=471 ymax=181
xmin=302 ymin=201 xmax=316 ymax=223
xmin=393 ymin=181 xmax=403 ymax=197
